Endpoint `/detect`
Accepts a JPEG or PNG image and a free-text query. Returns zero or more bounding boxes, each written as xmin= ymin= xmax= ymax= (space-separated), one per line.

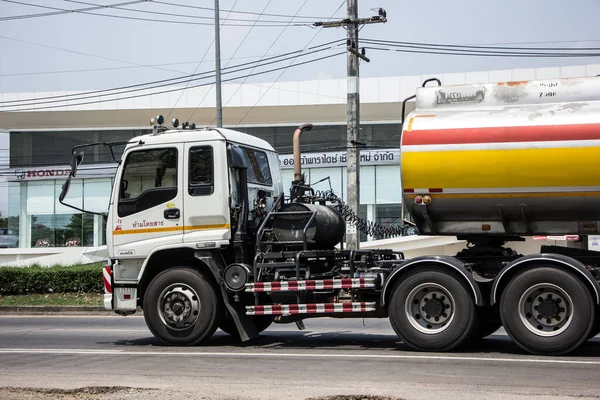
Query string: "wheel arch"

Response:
xmin=138 ymin=247 xmax=221 ymax=304
xmin=381 ymin=256 xmax=484 ymax=306
xmin=490 ymin=253 xmax=600 ymax=306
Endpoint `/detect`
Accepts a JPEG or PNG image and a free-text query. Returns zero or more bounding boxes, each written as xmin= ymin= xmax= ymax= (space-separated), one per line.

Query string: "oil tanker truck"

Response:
xmin=59 ymin=75 xmax=600 ymax=356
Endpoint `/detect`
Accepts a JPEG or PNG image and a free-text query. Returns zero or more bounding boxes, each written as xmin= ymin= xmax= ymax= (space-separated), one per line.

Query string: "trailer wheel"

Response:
xmin=143 ymin=267 xmax=220 ymax=346
xmin=499 ymin=266 xmax=595 ymax=355
xmin=388 ymin=267 xmax=476 ymax=352
xmin=219 ymin=315 xmax=273 ymax=337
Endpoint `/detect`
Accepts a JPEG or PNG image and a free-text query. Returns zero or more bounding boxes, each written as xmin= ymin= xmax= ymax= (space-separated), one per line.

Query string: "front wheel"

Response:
xmin=499 ymin=266 xmax=595 ymax=355
xmin=143 ymin=267 xmax=220 ymax=346
xmin=388 ymin=267 xmax=476 ymax=352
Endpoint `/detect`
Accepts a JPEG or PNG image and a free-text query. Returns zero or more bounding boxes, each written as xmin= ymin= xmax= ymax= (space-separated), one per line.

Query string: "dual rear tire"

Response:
xmin=388 ymin=267 xmax=477 ymax=352
xmin=388 ymin=265 xmax=597 ymax=355
xmin=499 ymin=266 xmax=596 ymax=355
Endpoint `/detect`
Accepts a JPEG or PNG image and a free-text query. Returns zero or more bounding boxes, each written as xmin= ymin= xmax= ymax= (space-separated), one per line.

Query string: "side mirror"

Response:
xmin=227 ymin=145 xmax=247 ymax=169
xmin=59 ymin=176 xmax=72 ymax=203
xmin=69 ymin=151 xmax=84 ymax=177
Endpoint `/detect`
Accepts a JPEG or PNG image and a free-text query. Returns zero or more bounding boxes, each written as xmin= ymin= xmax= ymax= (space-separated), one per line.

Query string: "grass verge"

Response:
xmin=0 ymin=292 xmax=103 ymax=307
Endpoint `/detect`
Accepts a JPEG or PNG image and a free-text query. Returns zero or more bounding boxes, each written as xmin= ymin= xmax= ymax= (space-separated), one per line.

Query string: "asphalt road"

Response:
xmin=1 ymin=315 xmax=600 ymax=400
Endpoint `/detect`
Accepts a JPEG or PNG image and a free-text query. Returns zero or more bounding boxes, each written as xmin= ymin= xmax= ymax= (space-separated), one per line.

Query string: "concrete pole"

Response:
xmin=345 ymin=0 xmax=360 ymax=250
xmin=214 ymin=0 xmax=223 ymax=128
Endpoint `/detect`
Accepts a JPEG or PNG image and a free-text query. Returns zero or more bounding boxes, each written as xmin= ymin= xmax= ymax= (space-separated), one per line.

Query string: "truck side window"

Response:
xmin=189 ymin=146 xmax=214 ymax=196
xmin=117 ymin=148 xmax=178 ymax=217
xmin=242 ymin=147 xmax=272 ymax=186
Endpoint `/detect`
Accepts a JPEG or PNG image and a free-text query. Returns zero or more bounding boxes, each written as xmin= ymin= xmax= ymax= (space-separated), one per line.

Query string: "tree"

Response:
xmin=64 ymin=213 xmax=95 ymax=246
xmin=0 ymin=212 xmax=20 ymax=229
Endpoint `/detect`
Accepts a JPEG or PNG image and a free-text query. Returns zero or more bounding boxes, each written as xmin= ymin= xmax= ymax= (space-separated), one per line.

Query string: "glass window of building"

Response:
xmin=83 ymin=179 xmax=113 ymax=213
xmin=375 ymin=165 xmax=401 ymax=204
xmin=307 ymin=168 xmax=343 ymax=197
xmin=375 ymin=204 xmax=403 ymax=225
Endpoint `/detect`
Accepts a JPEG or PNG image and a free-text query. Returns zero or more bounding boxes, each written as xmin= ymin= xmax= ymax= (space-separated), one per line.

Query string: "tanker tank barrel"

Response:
xmin=401 ymin=75 xmax=600 ymax=237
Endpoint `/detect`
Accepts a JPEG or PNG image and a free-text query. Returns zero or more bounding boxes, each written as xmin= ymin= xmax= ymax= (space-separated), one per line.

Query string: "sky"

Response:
xmin=1 ymin=0 xmax=600 ymax=94
xmin=0 ymin=0 xmax=599 ymax=215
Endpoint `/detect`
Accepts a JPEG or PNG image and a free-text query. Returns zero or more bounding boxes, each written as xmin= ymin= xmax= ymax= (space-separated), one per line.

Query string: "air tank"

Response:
xmin=272 ymin=203 xmax=346 ymax=248
xmin=400 ymin=76 xmax=600 ymax=237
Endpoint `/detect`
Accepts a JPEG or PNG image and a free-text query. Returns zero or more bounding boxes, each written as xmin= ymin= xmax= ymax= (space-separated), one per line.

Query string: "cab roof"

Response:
xmin=126 ymin=127 xmax=276 ymax=152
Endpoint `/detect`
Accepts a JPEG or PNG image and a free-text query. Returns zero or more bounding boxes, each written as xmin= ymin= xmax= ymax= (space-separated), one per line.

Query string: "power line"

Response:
xmin=65 ymin=0 xmax=313 ymax=24
xmin=0 ymin=0 xmax=311 ymax=27
xmin=0 ymin=52 xmax=345 ymax=112
xmin=166 ymin=0 xmax=240 ymax=120
xmin=0 ymin=51 xmax=319 ymax=76
xmin=149 ymin=0 xmax=337 ymax=21
xmin=0 ymin=0 xmax=144 ymax=21
xmin=463 ymin=38 xmax=600 ymax=46
xmin=0 ymin=35 xmax=188 ymax=75
xmin=0 ymin=42 xmax=343 ymax=107
xmin=175 ymin=0 xmax=261 ymax=123
xmin=204 ymin=0 xmax=307 ymax=125
xmin=361 ymin=37 xmax=600 ymax=52
xmin=1 ymin=46 xmax=349 ymax=77
xmin=0 ymin=47 xmax=342 ymax=110
xmin=360 ymin=38 xmax=600 ymax=57
xmin=364 ymin=45 xmax=600 ymax=58
xmin=235 ymin=1 xmax=345 ymax=127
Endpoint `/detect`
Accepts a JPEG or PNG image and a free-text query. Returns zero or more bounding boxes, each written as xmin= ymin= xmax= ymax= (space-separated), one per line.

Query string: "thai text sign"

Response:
xmin=279 ymin=148 xmax=399 ymax=169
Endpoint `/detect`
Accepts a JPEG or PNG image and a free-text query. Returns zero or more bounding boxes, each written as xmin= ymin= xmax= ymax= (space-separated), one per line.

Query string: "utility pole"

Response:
xmin=314 ymin=3 xmax=387 ymax=250
xmin=214 ymin=0 xmax=223 ymax=128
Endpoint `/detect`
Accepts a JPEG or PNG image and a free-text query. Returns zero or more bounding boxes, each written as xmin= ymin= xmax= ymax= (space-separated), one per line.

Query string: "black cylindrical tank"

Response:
xmin=272 ymin=203 xmax=346 ymax=249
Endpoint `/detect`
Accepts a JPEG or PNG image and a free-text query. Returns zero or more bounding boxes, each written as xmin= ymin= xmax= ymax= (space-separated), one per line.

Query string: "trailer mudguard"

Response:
xmin=490 ymin=253 xmax=600 ymax=306
xmin=381 ymin=255 xmax=484 ymax=306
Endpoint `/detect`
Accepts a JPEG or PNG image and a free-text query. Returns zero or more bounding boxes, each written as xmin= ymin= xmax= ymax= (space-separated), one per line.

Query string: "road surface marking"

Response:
xmin=0 ymin=348 xmax=599 ymax=365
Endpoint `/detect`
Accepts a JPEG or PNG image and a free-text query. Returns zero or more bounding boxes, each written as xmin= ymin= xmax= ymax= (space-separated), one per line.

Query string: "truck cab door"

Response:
xmin=111 ymin=144 xmax=184 ymax=256
xmin=183 ymin=141 xmax=231 ymax=246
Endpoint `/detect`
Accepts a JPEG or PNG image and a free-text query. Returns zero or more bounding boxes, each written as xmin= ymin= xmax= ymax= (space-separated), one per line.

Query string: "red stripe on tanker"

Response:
xmin=402 ymin=123 xmax=600 ymax=146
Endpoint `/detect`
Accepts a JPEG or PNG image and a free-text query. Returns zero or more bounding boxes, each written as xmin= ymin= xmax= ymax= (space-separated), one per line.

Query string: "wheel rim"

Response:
xmin=157 ymin=283 xmax=201 ymax=330
xmin=405 ymin=282 xmax=455 ymax=334
xmin=517 ymin=283 xmax=573 ymax=337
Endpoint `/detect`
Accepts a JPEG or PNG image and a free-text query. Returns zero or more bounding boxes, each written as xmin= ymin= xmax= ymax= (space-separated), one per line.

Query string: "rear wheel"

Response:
xmin=388 ymin=267 xmax=476 ymax=352
xmin=143 ymin=267 xmax=220 ymax=346
xmin=499 ymin=266 xmax=595 ymax=355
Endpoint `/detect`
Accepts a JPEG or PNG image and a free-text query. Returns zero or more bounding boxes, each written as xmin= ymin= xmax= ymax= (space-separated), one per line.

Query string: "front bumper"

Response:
xmin=103 ymin=263 xmax=137 ymax=311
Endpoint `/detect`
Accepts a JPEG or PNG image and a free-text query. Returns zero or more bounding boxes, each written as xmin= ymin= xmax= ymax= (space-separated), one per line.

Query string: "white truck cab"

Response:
xmin=107 ymin=127 xmax=282 ymax=306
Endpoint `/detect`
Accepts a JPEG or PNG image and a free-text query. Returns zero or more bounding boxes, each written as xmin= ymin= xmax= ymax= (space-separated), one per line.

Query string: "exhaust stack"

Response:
xmin=292 ymin=123 xmax=313 ymax=183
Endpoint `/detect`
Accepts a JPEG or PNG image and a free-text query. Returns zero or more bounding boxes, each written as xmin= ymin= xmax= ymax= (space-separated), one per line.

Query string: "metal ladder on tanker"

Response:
xmin=246 ymin=195 xmax=378 ymax=319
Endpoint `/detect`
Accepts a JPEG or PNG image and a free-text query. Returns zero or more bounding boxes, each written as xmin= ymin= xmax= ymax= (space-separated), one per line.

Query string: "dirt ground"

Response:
xmin=0 ymin=388 xmax=402 ymax=400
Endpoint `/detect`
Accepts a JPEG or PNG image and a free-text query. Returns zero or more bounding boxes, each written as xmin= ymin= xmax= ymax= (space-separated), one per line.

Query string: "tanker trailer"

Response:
xmin=389 ymin=75 xmax=600 ymax=355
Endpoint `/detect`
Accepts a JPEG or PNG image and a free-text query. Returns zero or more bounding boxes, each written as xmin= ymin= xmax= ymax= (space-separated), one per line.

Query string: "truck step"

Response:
xmin=245 ymin=278 xmax=376 ymax=293
xmin=246 ymin=302 xmax=377 ymax=316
